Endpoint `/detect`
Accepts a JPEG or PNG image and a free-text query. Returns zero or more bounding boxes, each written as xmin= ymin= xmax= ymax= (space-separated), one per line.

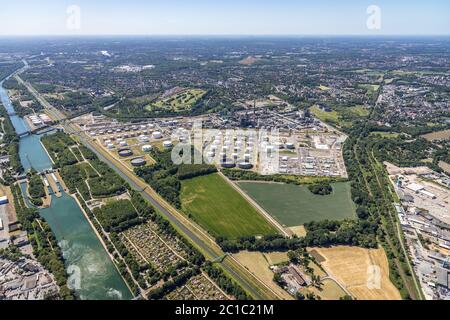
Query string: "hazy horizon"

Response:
xmin=0 ymin=0 xmax=449 ymax=36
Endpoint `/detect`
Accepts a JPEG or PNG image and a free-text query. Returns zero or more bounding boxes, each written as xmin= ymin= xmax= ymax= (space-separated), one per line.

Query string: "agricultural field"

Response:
xmin=300 ymin=278 xmax=347 ymax=300
xmin=309 ymin=246 xmax=401 ymax=300
xmin=370 ymin=131 xmax=401 ymax=139
xmin=422 ymin=129 xmax=450 ymax=141
xmin=239 ymin=56 xmax=260 ymax=65
xmin=310 ymin=105 xmax=340 ymax=123
xmin=348 ymin=105 xmax=370 ymax=117
xmin=237 ymin=182 xmax=356 ymax=227
xmin=180 ymin=173 xmax=278 ymax=239
xmin=318 ymin=85 xmax=331 ymax=91
xmin=357 ymin=83 xmax=380 ymax=94
xmin=146 ymin=88 xmax=206 ymax=113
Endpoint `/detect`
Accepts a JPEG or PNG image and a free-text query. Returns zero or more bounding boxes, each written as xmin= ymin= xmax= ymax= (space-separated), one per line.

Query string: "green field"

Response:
xmin=357 ymin=83 xmax=380 ymax=93
xmin=348 ymin=105 xmax=370 ymax=117
xmin=237 ymin=182 xmax=356 ymax=227
xmin=146 ymin=88 xmax=206 ymax=113
xmin=370 ymin=131 xmax=401 ymax=138
xmin=310 ymin=105 xmax=340 ymax=123
xmin=180 ymin=173 xmax=278 ymax=239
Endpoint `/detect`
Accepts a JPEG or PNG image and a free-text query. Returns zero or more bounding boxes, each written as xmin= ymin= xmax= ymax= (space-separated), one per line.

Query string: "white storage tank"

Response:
xmin=285 ymin=142 xmax=295 ymax=150
xmin=152 ymin=131 xmax=163 ymax=139
xmin=163 ymin=140 xmax=173 ymax=148
xmin=142 ymin=145 xmax=153 ymax=152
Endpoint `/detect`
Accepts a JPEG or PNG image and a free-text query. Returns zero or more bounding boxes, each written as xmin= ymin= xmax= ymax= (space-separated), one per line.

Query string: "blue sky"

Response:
xmin=0 ymin=0 xmax=449 ymax=35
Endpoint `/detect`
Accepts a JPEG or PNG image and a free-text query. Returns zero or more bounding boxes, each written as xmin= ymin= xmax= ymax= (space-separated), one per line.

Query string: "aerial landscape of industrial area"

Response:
xmin=0 ymin=1 xmax=449 ymax=312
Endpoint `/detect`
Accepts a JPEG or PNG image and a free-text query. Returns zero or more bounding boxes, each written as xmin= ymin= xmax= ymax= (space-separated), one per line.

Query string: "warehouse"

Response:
xmin=406 ymin=183 xmax=425 ymax=193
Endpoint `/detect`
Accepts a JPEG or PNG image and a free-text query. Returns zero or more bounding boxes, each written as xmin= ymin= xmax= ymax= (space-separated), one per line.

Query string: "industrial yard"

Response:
xmin=386 ymin=162 xmax=450 ymax=299
xmin=0 ymin=254 xmax=60 ymax=300
xmin=73 ymin=111 xmax=348 ymax=179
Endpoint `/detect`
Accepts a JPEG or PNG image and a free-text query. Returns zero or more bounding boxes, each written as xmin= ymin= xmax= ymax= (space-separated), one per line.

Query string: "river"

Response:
xmin=1 ymin=72 xmax=132 ymax=300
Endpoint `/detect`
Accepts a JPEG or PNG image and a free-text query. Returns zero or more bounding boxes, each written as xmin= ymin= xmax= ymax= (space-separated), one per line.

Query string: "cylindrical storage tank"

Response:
xmin=221 ymin=161 xmax=236 ymax=169
xmin=285 ymin=142 xmax=295 ymax=150
xmin=119 ymin=141 xmax=127 ymax=147
xmin=142 ymin=145 xmax=153 ymax=152
xmin=232 ymin=153 xmax=238 ymax=159
xmin=131 ymin=157 xmax=146 ymax=167
xmin=238 ymin=162 xmax=253 ymax=170
xmin=118 ymin=149 xmax=133 ymax=157
xmin=163 ymin=140 xmax=173 ymax=148
xmin=244 ymin=153 xmax=251 ymax=161
xmin=222 ymin=146 xmax=229 ymax=152
xmin=219 ymin=152 xmax=226 ymax=160
xmin=152 ymin=131 xmax=163 ymax=139
xmin=210 ymin=145 xmax=217 ymax=152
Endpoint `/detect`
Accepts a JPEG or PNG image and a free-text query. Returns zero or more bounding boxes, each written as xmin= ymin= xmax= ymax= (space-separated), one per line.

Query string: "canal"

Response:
xmin=1 ymin=72 xmax=132 ymax=300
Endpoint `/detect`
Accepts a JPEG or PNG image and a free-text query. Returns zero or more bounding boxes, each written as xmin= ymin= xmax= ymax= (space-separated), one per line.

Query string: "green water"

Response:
xmin=2 ymin=74 xmax=132 ymax=300
xmin=40 ymin=193 xmax=132 ymax=300
xmin=19 ymin=134 xmax=53 ymax=172
xmin=238 ymin=182 xmax=356 ymax=227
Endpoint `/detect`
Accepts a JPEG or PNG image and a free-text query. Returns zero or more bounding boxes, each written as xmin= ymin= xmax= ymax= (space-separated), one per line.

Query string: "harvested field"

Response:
xmin=289 ymin=225 xmax=307 ymax=237
xmin=300 ymin=278 xmax=347 ymax=300
xmin=422 ymin=129 xmax=450 ymax=141
xmin=310 ymin=246 xmax=401 ymax=300
xmin=239 ymin=56 xmax=260 ymax=65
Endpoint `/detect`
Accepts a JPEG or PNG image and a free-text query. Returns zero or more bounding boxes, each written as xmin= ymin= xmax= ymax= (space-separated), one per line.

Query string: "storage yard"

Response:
xmin=73 ymin=112 xmax=348 ymax=178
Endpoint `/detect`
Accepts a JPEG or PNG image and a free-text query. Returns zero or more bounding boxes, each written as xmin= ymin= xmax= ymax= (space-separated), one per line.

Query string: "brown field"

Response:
xmin=439 ymin=161 xmax=450 ymax=174
xmin=233 ymin=251 xmax=293 ymax=300
xmin=422 ymin=129 xmax=450 ymax=141
xmin=300 ymin=279 xmax=347 ymax=300
xmin=310 ymin=246 xmax=401 ymax=300
xmin=239 ymin=56 xmax=260 ymax=65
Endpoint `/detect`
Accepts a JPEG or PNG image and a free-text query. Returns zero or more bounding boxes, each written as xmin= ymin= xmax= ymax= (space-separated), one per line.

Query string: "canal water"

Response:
xmin=1 ymin=74 xmax=131 ymax=300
